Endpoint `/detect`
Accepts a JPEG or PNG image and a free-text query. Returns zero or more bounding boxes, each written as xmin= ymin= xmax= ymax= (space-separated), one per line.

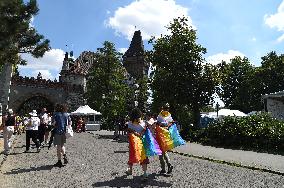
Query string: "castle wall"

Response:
xmin=9 ymin=85 xmax=66 ymax=112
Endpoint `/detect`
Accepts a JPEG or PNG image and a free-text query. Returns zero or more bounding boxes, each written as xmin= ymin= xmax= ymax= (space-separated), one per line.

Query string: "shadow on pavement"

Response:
xmin=92 ymin=173 xmax=172 ymax=187
xmin=14 ymin=145 xmax=26 ymax=149
xmin=4 ymin=164 xmax=54 ymax=174
xmin=114 ymin=150 xmax=128 ymax=154
xmin=5 ymin=152 xmax=23 ymax=156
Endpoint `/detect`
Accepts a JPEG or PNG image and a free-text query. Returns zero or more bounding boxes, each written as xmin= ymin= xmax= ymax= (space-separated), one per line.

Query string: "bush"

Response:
xmin=197 ymin=113 xmax=284 ymax=154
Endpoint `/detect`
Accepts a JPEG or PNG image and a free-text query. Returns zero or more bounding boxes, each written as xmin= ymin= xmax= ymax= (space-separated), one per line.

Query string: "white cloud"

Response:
xmin=277 ymin=33 xmax=284 ymax=43
xmin=264 ymin=0 xmax=284 ymax=42
xmin=251 ymin=37 xmax=256 ymax=41
xmin=29 ymin=16 xmax=34 ymax=28
xmin=206 ymin=50 xmax=245 ymax=65
xmin=107 ymin=0 xmax=193 ymax=40
xmin=264 ymin=0 xmax=284 ymax=31
xmin=19 ymin=48 xmax=65 ymax=79
xmin=118 ymin=48 xmax=128 ymax=54
xmin=31 ymin=70 xmax=54 ymax=80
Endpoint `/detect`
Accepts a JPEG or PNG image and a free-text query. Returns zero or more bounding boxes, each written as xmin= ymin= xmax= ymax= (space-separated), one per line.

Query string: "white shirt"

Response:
xmin=26 ymin=117 xmax=40 ymax=130
xmin=128 ymin=120 xmax=146 ymax=134
xmin=40 ymin=113 xmax=49 ymax=124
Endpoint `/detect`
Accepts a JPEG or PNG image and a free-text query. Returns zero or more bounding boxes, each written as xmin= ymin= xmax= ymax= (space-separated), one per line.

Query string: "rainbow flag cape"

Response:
xmin=142 ymin=128 xmax=162 ymax=156
xmin=155 ymin=125 xmax=175 ymax=152
xmin=128 ymin=133 xmax=146 ymax=164
xmin=169 ymin=123 xmax=186 ymax=147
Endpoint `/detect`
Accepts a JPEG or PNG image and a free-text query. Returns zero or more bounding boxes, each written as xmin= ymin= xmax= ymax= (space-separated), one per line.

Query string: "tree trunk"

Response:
xmin=192 ymin=105 xmax=200 ymax=129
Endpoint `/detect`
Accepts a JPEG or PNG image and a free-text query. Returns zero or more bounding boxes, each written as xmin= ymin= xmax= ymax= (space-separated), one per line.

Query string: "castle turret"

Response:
xmin=123 ymin=30 xmax=149 ymax=80
xmin=62 ymin=52 xmax=70 ymax=72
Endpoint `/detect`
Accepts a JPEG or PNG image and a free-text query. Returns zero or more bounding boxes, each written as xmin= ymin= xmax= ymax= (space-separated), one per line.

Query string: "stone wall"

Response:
xmin=266 ymin=98 xmax=284 ymax=120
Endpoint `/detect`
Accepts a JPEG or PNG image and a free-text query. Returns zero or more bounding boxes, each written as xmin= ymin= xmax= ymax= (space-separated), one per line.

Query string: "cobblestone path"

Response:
xmin=0 ymin=132 xmax=283 ymax=188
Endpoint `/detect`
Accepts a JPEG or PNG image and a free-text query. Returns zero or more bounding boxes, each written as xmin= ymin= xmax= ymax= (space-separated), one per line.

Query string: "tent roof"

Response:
xmin=218 ymin=109 xmax=247 ymax=117
xmin=71 ymin=105 xmax=101 ymax=115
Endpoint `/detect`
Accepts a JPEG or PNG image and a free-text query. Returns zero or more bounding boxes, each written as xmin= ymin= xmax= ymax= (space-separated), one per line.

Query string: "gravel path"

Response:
xmin=0 ymin=132 xmax=283 ymax=188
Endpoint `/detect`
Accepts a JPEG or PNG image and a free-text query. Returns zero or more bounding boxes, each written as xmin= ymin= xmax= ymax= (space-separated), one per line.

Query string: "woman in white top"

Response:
xmin=25 ymin=110 xmax=41 ymax=153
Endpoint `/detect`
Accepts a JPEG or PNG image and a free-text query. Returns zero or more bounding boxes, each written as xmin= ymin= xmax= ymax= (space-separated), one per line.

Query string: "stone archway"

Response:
xmin=17 ymin=96 xmax=54 ymax=116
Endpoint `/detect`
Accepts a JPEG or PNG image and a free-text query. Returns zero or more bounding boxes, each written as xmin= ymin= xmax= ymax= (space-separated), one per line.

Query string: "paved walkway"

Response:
xmin=173 ymin=142 xmax=284 ymax=174
xmin=0 ymin=131 xmax=283 ymax=187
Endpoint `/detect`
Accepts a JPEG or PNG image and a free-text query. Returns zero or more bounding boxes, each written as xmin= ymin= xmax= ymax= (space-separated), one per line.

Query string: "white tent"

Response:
xmin=217 ymin=109 xmax=247 ymax=117
xmin=71 ymin=105 xmax=101 ymax=115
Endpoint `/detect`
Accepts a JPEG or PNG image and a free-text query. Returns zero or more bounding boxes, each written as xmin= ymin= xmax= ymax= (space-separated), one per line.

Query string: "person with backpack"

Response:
xmin=52 ymin=104 xmax=72 ymax=167
xmin=3 ymin=109 xmax=15 ymax=155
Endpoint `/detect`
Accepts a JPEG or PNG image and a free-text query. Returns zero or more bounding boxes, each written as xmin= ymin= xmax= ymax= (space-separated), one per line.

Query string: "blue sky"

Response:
xmin=19 ymin=0 xmax=284 ymax=81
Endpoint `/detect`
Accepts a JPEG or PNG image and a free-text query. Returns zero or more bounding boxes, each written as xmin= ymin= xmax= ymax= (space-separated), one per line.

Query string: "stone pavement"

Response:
xmin=0 ymin=131 xmax=283 ymax=188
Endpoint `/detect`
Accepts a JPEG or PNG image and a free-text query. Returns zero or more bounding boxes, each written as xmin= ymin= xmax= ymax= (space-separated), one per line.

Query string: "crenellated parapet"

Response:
xmin=11 ymin=75 xmax=83 ymax=93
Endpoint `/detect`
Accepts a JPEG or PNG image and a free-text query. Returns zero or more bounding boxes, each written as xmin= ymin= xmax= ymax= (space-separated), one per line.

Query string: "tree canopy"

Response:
xmin=217 ymin=56 xmax=256 ymax=113
xmin=86 ymin=41 xmax=129 ymax=130
xmin=148 ymin=16 xmax=219 ymax=127
xmin=0 ymin=0 xmax=50 ymax=68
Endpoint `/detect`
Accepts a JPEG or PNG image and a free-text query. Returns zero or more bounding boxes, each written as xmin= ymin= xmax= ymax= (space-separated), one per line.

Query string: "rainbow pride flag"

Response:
xmin=128 ymin=133 xmax=146 ymax=164
xmin=169 ymin=123 xmax=186 ymax=147
xmin=142 ymin=128 xmax=162 ymax=156
xmin=155 ymin=125 xmax=175 ymax=152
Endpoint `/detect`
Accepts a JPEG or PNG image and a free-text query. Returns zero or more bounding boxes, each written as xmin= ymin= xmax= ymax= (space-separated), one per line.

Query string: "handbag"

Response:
xmin=66 ymin=125 xmax=74 ymax=138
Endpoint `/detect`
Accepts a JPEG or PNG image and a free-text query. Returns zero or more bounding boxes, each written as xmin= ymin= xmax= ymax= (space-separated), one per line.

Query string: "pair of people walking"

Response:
xmin=125 ymin=103 xmax=175 ymax=181
xmin=24 ymin=104 xmax=71 ymax=168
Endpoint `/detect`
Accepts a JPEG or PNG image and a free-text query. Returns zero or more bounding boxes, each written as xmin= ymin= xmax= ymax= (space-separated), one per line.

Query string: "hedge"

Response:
xmin=197 ymin=113 xmax=284 ymax=154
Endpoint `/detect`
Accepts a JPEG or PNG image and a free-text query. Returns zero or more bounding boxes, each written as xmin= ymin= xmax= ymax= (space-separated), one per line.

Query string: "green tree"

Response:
xmin=218 ymin=56 xmax=257 ymax=113
xmin=0 ymin=0 xmax=50 ymax=68
xmin=86 ymin=41 xmax=129 ymax=130
xmin=148 ymin=17 xmax=219 ymax=127
xmin=258 ymin=51 xmax=284 ymax=96
xmin=135 ymin=75 xmax=149 ymax=113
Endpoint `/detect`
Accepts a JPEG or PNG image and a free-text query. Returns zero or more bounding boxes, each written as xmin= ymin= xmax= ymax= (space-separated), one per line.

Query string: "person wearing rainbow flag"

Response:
xmin=125 ymin=108 xmax=149 ymax=181
xmin=156 ymin=103 xmax=174 ymax=175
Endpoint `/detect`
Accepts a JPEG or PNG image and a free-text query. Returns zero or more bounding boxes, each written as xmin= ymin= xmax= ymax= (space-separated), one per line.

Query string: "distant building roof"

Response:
xmin=262 ymin=90 xmax=284 ymax=99
xmin=69 ymin=51 xmax=97 ymax=75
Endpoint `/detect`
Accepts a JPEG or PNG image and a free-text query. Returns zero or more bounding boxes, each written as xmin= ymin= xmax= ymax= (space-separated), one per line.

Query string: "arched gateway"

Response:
xmin=16 ymin=95 xmax=54 ymax=115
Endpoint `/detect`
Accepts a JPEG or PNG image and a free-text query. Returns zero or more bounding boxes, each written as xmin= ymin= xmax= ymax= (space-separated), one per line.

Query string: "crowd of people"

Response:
xmin=1 ymin=104 xmax=72 ymax=167
xmin=1 ymin=102 xmax=183 ymax=177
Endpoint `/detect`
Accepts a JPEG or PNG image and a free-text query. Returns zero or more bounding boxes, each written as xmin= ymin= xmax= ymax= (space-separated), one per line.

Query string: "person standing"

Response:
xmin=39 ymin=108 xmax=48 ymax=146
xmin=125 ymin=108 xmax=149 ymax=181
xmin=25 ymin=110 xmax=41 ymax=153
xmin=44 ymin=113 xmax=52 ymax=144
xmin=156 ymin=103 xmax=174 ymax=175
xmin=3 ymin=109 xmax=15 ymax=155
xmin=53 ymin=104 xmax=72 ymax=167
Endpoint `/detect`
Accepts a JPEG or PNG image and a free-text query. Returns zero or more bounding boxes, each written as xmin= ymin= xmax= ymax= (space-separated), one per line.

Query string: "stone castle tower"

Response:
xmin=123 ymin=30 xmax=149 ymax=80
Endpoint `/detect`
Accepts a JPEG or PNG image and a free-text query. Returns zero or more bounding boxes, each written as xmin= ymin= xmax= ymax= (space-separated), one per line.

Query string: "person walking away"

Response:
xmin=53 ymin=104 xmax=72 ymax=167
xmin=39 ymin=108 xmax=48 ymax=146
xmin=44 ymin=113 xmax=52 ymax=144
xmin=156 ymin=103 xmax=174 ymax=175
xmin=76 ymin=117 xmax=83 ymax=133
xmin=25 ymin=110 xmax=41 ymax=153
xmin=3 ymin=109 xmax=15 ymax=155
xmin=125 ymin=108 xmax=149 ymax=181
